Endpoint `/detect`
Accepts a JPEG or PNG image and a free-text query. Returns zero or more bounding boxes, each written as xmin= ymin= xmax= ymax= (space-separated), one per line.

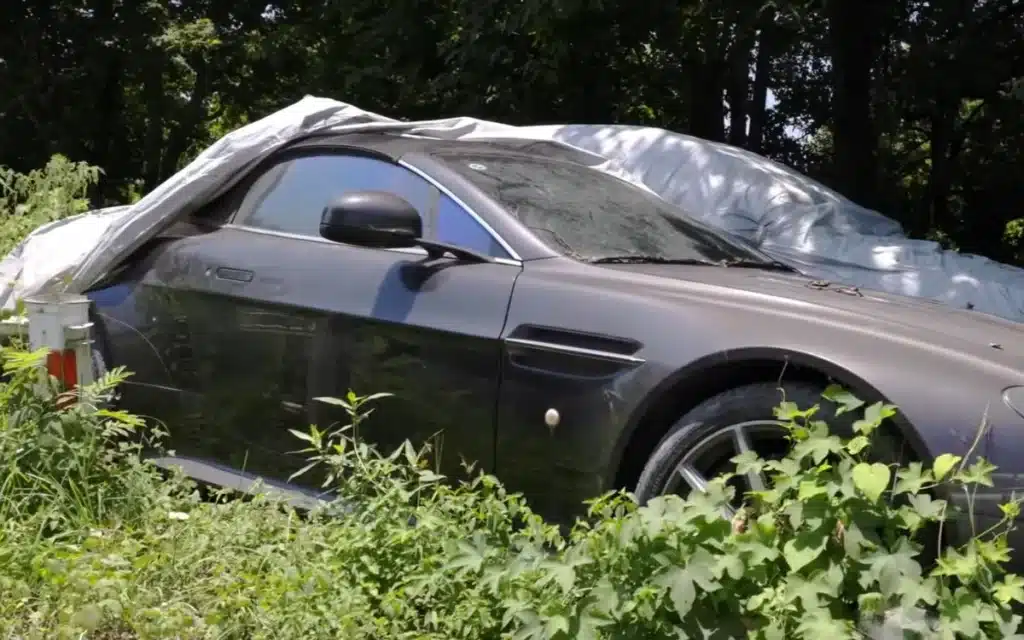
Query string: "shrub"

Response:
xmin=0 ymin=155 xmax=101 ymax=256
xmin=0 ymin=349 xmax=1020 ymax=639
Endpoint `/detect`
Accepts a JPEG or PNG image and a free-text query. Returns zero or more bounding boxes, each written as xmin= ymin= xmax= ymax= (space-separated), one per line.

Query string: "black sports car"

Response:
xmin=85 ymin=132 xmax=1024 ymax=564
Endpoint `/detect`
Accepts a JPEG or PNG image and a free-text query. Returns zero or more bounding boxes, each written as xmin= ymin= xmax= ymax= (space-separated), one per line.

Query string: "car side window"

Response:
xmin=236 ymin=154 xmax=434 ymax=237
xmin=435 ymin=193 xmax=507 ymax=258
xmin=234 ymin=153 xmax=510 ymax=259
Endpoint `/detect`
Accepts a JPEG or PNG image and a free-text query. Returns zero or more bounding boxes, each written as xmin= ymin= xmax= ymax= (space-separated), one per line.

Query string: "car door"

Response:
xmin=143 ymin=148 xmax=521 ymax=487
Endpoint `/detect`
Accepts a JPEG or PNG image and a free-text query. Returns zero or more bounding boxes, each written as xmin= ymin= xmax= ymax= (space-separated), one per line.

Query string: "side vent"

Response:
xmin=503 ymin=324 xmax=644 ymax=379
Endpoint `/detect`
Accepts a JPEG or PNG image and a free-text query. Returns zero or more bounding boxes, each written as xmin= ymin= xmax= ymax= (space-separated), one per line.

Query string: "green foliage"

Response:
xmin=1 ymin=0 xmax=1022 ymax=262
xmin=1006 ymin=218 xmax=1024 ymax=264
xmin=0 ymin=155 xmax=102 ymax=255
xmin=0 ymin=347 xmax=1020 ymax=638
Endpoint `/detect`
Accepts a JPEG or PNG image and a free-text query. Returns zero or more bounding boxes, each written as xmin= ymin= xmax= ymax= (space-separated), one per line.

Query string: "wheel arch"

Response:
xmin=610 ymin=347 xmax=927 ymax=491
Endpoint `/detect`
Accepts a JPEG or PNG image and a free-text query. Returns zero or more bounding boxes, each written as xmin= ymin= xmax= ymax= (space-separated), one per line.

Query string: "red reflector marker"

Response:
xmin=46 ymin=348 xmax=78 ymax=388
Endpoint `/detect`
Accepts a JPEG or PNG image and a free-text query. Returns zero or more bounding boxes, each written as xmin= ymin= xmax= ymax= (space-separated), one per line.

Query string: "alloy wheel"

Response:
xmin=659 ymin=420 xmax=790 ymax=518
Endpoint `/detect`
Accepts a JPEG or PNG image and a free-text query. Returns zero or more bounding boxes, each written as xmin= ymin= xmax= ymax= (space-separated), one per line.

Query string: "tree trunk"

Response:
xmin=726 ymin=26 xmax=754 ymax=147
xmin=141 ymin=56 xmax=167 ymax=191
xmin=825 ymin=0 xmax=880 ymax=207
xmin=748 ymin=11 xmax=777 ymax=154
xmin=161 ymin=58 xmax=212 ymax=179
xmin=87 ymin=0 xmax=124 ymax=203
xmin=921 ymin=94 xmax=955 ymax=237
xmin=689 ymin=59 xmax=727 ymax=142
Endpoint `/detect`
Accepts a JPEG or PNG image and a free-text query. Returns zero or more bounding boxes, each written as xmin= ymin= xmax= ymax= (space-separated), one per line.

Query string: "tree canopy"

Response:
xmin=1 ymin=0 xmax=1022 ymax=263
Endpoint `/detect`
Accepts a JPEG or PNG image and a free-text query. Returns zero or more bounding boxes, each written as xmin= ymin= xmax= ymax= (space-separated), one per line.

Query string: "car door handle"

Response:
xmin=214 ymin=267 xmax=254 ymax=283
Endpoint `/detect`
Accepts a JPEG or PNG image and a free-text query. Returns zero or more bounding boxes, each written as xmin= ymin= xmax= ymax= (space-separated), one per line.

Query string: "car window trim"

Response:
xmin=220 ymin=223 xmax=523 ymax=266
xmin=229 ymin=147 xmax=391 ymax=228
xmin=399 ymin=159 xmax=522 ymax=262
xmin=226 ymin=149 xmax=521 ymax=264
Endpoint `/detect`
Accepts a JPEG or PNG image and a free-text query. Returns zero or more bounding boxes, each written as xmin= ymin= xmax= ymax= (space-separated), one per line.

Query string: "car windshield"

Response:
xmin=431 ymin=150 xmax=772 ymax=264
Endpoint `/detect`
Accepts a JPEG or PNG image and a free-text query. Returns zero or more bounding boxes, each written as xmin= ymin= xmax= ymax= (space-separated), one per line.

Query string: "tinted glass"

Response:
xmin=238 ymin=155 xmax=434 ymax=237
xmin=432 ymin=151 xmax=770 ymax=263
xmin=435 ymin=193 xmax=505 ymax=257
xmin=236 ymin=154 xmax=509 ymax=258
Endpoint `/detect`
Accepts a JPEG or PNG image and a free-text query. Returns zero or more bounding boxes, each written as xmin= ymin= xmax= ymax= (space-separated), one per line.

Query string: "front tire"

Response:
xmin=634 ymin=381 xmax=906 ymax=509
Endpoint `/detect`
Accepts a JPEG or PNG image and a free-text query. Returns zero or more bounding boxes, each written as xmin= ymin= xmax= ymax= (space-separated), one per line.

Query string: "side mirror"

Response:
xmin=319 ymin=191 xmax=422 ymax=248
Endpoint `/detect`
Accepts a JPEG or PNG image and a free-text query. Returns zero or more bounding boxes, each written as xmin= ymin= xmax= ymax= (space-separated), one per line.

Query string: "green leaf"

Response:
xmin=977 ymin=536 xmax=1012 ymax=565
xmin=783 ymin=529 xmax=828 ymax=572
xmin=795 ymin=610 xmax=849 ymax=636
xmin=786 ymin=573 xmax=837 ymax=610
xmin=654 ymin=547 xmax=722 ymax=617
xmin=852 ymin=462 xmax=891 ymax=502
xmin=822 ymin=384 xmax=865 ymax=415
xmin=774 ymin=400 xmax=802 ymax=421
xmin=287 ymin=461 xmax=319 ymax=481
xmin=852 ymin=401 xmax=896 ymax=435
xmin=715 ymin=553 xmax=745 ymax=580
xmin=417 ymin=469 xmax=445 ymax=483
xmin=995 ymin=575 xmax=1024 ymax=605
xmin=906 ymin=493 xmax=946 ymax=521
xmin=654 ymin=566 xmax=697 ymax=616
xmin=933 ymin=546 xmax=980 ymax=581
xmin=442 ymin=538 xmax=487 ymax=575
xmin=792 ymin=433 xmax=844 ymax=464
xmin=891 ymin=575 xmax=939 ymax=607
xmin=898 ymin=495 xmax=946 ymax=533
xmin=864 ymin=542 xmax=923 ymax=595
xmin=573 ymin=609 xmax=613 ymax=640
xmin=686 ymin=547 xmax=723 ymax=592
xmin=798 ymin=480 xmax=828 ymax=500
xmin=858 ymin=591 xmax=884 ymax=614
xmin=736 ymin=537 xmax=781 ymax=567
xmin=287 ymin=428 xmax=316 ymax=444
xmin=932 ymin=453 xmax=961 ymax=481
xmin=846 ymin=435 xmax=870 ymax=455
xmin=313 ymin=396 xmax=352 ymax=408
xmin=1001 ymin=499 xmax=1022 ymax=520
xmin=732 ymin=449 xmax=764 ymax=477
xmin=539 ymin=560 xmax=576 ymax=594
xmin=70 ymin=604 xmax=103 ymax=630
xmin=543 ymin=614 xmax=570 ymax=637
xmin=765 ymin=457 xmax=801 ymax=477
xmin=585 ymin=578 xmax=619 ymax=617
xmin=893 ymin=462 xmax=931 ymax=495
xmin=955 ymin=457 xmax=997 ymax=487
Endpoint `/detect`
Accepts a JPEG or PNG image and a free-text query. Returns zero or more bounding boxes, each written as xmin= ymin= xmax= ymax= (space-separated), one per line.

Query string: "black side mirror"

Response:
xmin=319 ymin=191 xmax=422 ymax=248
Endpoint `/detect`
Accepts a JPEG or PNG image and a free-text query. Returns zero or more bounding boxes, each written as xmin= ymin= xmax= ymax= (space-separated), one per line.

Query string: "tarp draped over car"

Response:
xmin=1 ymin=95 xmax=1022 ymax=324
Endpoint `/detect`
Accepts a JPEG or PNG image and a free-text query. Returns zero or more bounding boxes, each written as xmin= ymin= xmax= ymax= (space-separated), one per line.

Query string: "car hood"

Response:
xmin=598 ymin=263 xmax=1024 ymax=361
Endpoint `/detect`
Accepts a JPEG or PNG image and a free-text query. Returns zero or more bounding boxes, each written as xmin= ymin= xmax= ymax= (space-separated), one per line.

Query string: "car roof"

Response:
xmin=285 ymin=130 xmax=607 ymax=166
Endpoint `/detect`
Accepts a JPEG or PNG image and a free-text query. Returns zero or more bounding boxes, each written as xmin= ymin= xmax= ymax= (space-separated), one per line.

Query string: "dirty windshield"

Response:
xmin=431 ymin=150 xmax=770 ymax=264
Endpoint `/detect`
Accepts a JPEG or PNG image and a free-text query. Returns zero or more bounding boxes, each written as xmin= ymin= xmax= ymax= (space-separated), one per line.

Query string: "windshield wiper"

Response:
xmin=585 ymin=255 xmax=796 ymax=272
xmin=718 ymin=258 xmax=796 ymax=272
xmin=586 ymin=256 xmax=721 ymax=266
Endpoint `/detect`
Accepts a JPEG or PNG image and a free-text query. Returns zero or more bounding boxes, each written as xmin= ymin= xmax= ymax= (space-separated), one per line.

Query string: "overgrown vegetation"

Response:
xmin=0 ymin=156 xmax=101 ymax=255
xmin=4 ymin=0 xmax=1024 ymax=263
xmin=0 ymin=158 xmax=1020 ymax=638
xmin=0 ymin=347 xmax=1020 ymax=639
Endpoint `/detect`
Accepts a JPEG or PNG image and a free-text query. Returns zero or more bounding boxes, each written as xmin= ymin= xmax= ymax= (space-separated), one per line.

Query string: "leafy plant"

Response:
xmin=0 ymin=345 xmax=1019 ymax=638
xmin=0 ymin=348 xmax=166 ymax=529
xmin=284 ymin=386 xmax=1024 ymax=639
xmin=0 ymin=155 xmax=101 ymax=255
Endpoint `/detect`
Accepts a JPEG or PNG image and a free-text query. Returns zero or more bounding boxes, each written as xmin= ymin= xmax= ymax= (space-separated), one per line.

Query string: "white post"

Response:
xmin=23 ymin=292 xmax=94 ymax=390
